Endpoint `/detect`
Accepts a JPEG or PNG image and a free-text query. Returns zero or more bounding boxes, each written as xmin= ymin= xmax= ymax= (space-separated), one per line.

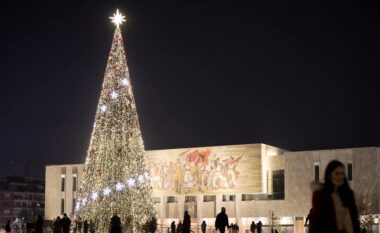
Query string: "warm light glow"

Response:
xmin=103 ymin=187 xmax=111 ymax=196
xmin=115 ymin=182 xmax=125 ymax=191
xmin=122 ymin=78 xmax=129 ymax=86
xmin=76 ymin=14 xmax=155 ymax=232
xmin=110 ymin=9 xmax=126 ymax=27
xmin=127 ymin=178 xmax=135 ymax=187
xmin=111 ymin=90 xmax=118 ymax=99
xmin=100 ymin=104 xmax=107 ymax=112
xmin=91 ymin=192 xmax=99 ymax=200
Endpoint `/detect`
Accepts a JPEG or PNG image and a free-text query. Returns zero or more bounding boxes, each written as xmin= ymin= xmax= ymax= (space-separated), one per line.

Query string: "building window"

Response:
xmin=222 ymin=195 xmax=235 ymax=202
xmin=314 ymin=164 xmax=320 ymax=181
xmin=185 ymin=196 xmax=196 ymax=203
xmin=347 ymin=163 xmax=353 ymax=181
xmin=73 ymin=176 xmax=77 ymax=191
xmin=242 ymin=194 xmax=255 ymax=201
xmin=167 ymin=196 xmax=177 ymax=203
xmin=61 ymin=176 xmax=65 ymax=192
xmin=61 ymin=199 xmax=65 ymax=214
xmin=72 ymin=199 xmax=76 ymax=214
xmin=272 ymin=170 xmax=285 ymax=200
xmin=203 ymin=195 xmax=216 ymax=202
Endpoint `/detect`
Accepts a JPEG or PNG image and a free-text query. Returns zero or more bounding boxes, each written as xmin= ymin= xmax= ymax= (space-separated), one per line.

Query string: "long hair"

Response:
xmin=323 ymin=160 xmax=352 ymax=207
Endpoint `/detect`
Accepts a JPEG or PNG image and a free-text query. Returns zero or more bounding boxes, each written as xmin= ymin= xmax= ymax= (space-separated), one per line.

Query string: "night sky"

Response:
xmin=1 ymin=1 xmax=379 ymax=177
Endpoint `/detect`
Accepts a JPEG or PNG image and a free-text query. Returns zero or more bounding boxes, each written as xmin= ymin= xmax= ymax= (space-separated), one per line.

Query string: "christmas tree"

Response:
xmin=76 ymin=10 xmax=155 ymax=233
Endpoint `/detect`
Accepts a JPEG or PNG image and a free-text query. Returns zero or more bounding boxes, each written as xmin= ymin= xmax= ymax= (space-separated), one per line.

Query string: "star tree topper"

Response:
xmin=110 ymin=9 xmax=126 ymax=27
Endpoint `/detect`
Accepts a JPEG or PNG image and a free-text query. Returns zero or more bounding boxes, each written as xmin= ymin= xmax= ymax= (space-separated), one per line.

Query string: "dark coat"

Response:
xmin=35 ymin=217 xmax=44 ymax=233
xmin=183 ymin=214 xmax=191 ymax=232
xmin=309 ymin=186 xmax=360 ymax=233
xmin=215 ymin=212 xmax=229 ymax=231
xmin=109 ymin=216 xmax=122 ymax=233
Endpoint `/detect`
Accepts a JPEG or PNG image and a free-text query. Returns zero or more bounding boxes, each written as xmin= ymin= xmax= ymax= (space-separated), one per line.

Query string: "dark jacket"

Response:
xmin=109 ymin=216 xmax=122 ymax=233
xmin=310 ymin=186 xmax=360 ymax=233
xmin=183 ymin=214 xmax=191 ymax=231
xmin=215 ymin=212 xmax=229 ymax=231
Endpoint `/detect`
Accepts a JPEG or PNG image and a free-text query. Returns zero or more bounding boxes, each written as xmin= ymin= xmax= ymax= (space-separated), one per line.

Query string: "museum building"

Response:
xmin=45 ymin=143 xmax=380 ymax=232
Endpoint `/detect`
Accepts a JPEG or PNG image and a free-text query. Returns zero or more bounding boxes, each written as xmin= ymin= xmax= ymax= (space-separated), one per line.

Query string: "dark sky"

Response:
xmin=0 ymin=1 xmax=379 ymax=177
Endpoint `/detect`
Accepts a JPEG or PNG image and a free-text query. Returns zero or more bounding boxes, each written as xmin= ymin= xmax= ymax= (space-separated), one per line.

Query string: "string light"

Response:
xmin=76 ymin=10 xmax=155 ymax=233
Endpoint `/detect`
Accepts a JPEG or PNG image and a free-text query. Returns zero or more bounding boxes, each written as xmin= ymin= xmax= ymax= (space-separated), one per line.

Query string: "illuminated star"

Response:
xmin=110 ymin=9 xmax=126 ymax=27
xmin=127 ymin=178 xmax=135 ymax=187
xmin=122 ymin=78 xmax=129 ymax=87
xmin=115 ymin=182 xmax=125 ymax=191
xmin=138 ymin=175 xmax=144 ymax=184
xmin=103 ymin=187 xmax=112 ymax=197
xmin=91 ymin=192 xmax=99 ymax=200
xmin=100 ymin=105 xmax=107 ymax=112
xmin=111 ymin=90 xmax=118 ymax=99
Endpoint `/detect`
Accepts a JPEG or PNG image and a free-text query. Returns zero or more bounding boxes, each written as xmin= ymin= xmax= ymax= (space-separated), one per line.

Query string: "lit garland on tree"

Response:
xmin=76 ymin=9 xmax=155 ymax=233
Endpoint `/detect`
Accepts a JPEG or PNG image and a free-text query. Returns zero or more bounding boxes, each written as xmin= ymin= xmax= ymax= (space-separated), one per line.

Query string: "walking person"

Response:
xmin=83 ymin=220 xmax=88 ymax=233
xmin=309 ymin=160 xmax=360 ymax=233
xmin=177 ymin=221 xmax=183 ymax=233
xmin=5 ymin=220 xmax=11 ymax=233
xmin=89 ymin=220 xmax=95 ymax=233
xmin=250 ymin=221 xmax=256 ymax=233
xmin=201 ymin=221 xmax=206 ymax=233
xmin=35 ymin=215 xmax=44 ymax=233
xmin=54 ymin=217 xmax=62 ymax=233
xmin=183 ymin=211 xmax=191 ymax=233
xmin=62 ymin=213 xmax=72 ymax=233
xmin=256 ymin=221 xmax=262 ymax=233
xmin=170 ymin=221 xmax=176 ymax=233
xmin=109 ymin=213 xmax=122 ymax=233
xmin=215 ymin=207 xmax=229 ymax=233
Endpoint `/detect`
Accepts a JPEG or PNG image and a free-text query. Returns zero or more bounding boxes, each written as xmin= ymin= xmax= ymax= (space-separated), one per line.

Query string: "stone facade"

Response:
xmin=45 ymin=144 xmax=380 ymax=232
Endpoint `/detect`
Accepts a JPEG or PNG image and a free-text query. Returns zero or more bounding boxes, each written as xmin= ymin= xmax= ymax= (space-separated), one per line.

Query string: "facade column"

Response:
xmin=196 ymin=195 xmax=203 ymax=232
xmin=235 ymin=194 xmax=242 ymax=229
xmin=160 ymin=196 xmax=167 ymax=225
xmin=178 ymin=196 xmax=185 ymax=221
xmin=215 ymin=194 xmax=223 ymax=218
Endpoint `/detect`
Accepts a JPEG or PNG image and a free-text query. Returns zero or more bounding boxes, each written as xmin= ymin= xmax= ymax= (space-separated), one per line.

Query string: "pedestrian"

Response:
xmin=83 ymin=220 xmax=88 ymax=233
xmin=89 ymin=220 xmax=95 ymax=233
xmin=148 ymin=216 xmax=157 ymax=233
xmin=5 ymin=220 xmax=11 ymax=233
xmin=62 ymin=213 xmax=72 ymax=233
xmin=35 ymin=215 xmax=44 ymax=233
xmin=171 ymin=221 xmax=176 ymax=233
xmin=250 ymin=221 xmax=256 ymax=233
xmin=309 ymin=160 xmax=360 ymax=233
xmin=54 ymin=217 xmax=62 ymax=233
xmin=215 ymin=207 xmax=229 ymax=233
xmin=201 ymin=221 xmax=206 ymax=233
xmin=177 ymin=221 xmax=183 ymax=233
xmin=77 ymin=218 xmax=82 ymax=233
xmin=256 ymin=221 xmax=262 ymax=233
xmin=183 ymin=211 xmax=191 ymax=233
xmin=109 ymin=213 xmax=122 ymax=233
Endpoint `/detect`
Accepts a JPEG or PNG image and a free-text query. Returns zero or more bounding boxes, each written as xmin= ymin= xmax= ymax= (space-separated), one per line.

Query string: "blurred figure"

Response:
xmin=35 ymin=215 xmax=44 ymax=233
xmin=250 ymin=221 xmax=256 ymax=233
xmin=201 ymin=221 xmax=207 ymax=233
xmin=109 ymin=213 xmax=122 ymax=233
xmin=309 ymin=160 xmax=360 ymax=233
xmin=5 ymin=220 xmax=11 ymax=233
xmin=89 ymin=220 xmax=95 ymax=233
xmin=183 ymin=211 xmax=191 ymax=233
xmin=215 ymin=207 xmax=229 ymax=233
